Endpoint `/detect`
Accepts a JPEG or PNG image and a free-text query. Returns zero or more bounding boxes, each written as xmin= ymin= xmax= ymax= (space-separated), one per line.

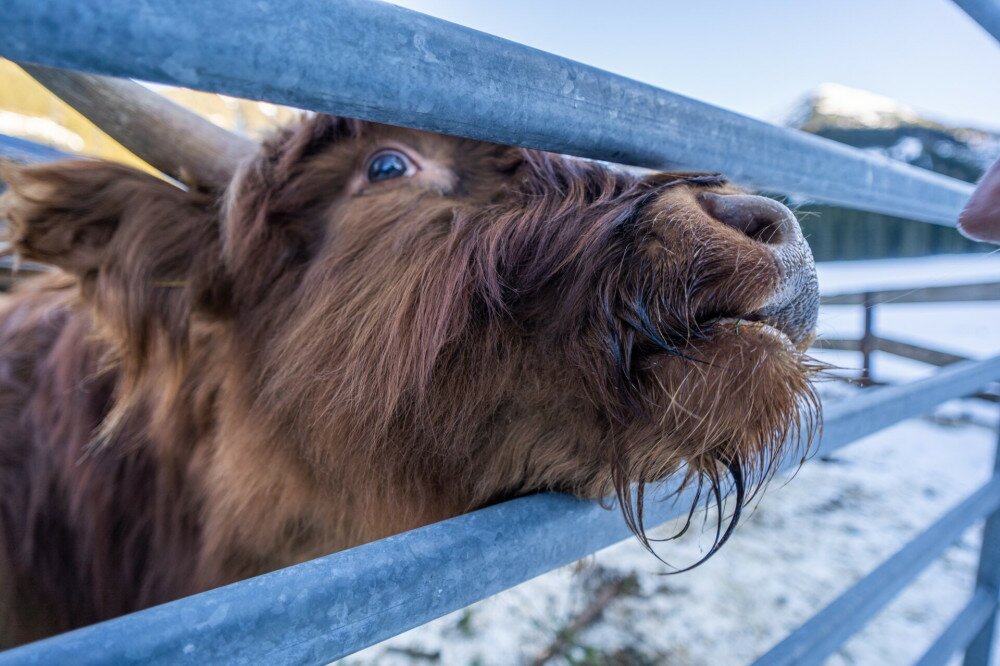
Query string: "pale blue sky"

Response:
xmin=387 ymin=0 xmax=1000 ymax=130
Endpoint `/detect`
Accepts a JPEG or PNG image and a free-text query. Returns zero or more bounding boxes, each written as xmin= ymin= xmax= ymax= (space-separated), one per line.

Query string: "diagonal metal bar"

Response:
xmin=2 ymin=0 xmax=972 ymax=225
xmin=2 ymin=356 xmax=998 ymax=665
xmin=815 ymin=356 xmax=1000 ymax=458
xmin=751 ymin=478 xmax=1000 ymax=666
xmin=17 ymin=64 xmax=255 ymax=188
xmin=953 ymin=0 xmax=1000 ymax=44
xmin=962 ymin=421 xmax=1000 ymax=666
xmin=915 ymin=589 xmax=996 ymax=666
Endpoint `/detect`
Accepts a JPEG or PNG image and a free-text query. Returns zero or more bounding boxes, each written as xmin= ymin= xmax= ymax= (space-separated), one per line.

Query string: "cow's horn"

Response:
xmin=19 ymin=63 xmax=256 ymax=189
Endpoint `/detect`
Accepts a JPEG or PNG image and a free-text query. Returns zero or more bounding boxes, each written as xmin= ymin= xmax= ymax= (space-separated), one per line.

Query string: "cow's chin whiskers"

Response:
xmin=610 ymin=340 xmax=822 ymax=571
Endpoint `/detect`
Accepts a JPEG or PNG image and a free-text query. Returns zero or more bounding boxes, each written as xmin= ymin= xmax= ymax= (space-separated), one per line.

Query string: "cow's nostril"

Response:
xmin=697 ymin=192 xmax=797 ymax=246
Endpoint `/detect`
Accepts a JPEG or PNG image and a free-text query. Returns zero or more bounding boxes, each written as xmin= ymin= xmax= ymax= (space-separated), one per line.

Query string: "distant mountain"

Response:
xmin=779 ymin=83 xmax=999 ymax=261
xmin=783 ymin=83 xmax=999 ymax=184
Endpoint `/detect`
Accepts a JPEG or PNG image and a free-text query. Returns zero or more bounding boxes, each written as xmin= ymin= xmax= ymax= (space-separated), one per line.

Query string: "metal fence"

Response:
xmin=2 ymin=0 xmax=1000 ymax=664
xmin=0 ymin=135 xmax=68 ymax=164
xmin=816 ymin=281 xmax=1000 ymax=385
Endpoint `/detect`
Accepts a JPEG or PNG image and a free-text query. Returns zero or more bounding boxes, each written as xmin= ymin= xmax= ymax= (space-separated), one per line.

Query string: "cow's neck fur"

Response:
xmin=0 ymin=119 xmax=821 ymax=646
xmin=0 ymin=278 xmax=457 ymax=645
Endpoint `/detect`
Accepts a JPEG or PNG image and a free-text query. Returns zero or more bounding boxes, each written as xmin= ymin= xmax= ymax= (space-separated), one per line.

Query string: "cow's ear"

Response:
xmin=1 ymin=159 xmax=225 ymax=370
xmin=0 ymin=159 xmax=194 ymax=276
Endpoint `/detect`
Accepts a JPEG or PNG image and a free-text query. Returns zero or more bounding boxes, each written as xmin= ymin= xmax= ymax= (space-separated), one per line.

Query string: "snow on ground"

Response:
xmin=342 ymin=253 xmax=1000 ymax=666
xmin=815 ymin=254 xmax=1000 ymax=293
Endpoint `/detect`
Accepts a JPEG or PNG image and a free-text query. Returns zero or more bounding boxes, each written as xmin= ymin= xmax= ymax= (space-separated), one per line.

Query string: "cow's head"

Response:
xmin=1 ymin=113 xmax=820 ymax=554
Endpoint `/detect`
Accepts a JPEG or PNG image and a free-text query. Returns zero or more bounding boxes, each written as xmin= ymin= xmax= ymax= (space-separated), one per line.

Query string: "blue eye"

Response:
xmin=367 ymin=150 xmax=412 ymax=183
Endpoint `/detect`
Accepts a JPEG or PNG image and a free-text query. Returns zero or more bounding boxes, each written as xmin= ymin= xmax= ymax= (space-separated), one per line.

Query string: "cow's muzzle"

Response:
xmin=698 ymin=192 xmax=819 ymax=348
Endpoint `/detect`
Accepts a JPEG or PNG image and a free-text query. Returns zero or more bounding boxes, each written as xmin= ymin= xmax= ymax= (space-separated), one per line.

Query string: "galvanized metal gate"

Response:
xmin=1 ymin=1 xmax=999 ymax=664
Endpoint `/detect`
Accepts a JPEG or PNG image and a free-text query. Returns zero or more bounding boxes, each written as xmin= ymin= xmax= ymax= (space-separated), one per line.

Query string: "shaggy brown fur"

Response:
xmin=0 ymin=115 xmax=819 ymax=646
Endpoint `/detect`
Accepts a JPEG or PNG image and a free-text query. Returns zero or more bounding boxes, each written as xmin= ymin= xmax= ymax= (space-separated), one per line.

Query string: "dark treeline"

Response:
xmin=797 ymin=207 xmax=991 ymax=262
xmin=791 ymin=113 xmax=996 ymax=261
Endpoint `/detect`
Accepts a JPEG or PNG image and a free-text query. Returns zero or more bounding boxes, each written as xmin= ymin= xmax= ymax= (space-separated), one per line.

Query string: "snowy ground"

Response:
xmin=342 ymin=253 xmax=1000 ymax=666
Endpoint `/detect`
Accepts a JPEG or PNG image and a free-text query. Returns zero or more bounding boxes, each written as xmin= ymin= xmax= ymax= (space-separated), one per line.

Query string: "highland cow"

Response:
xmin=0 ymin=111 xmax=819 ymax=647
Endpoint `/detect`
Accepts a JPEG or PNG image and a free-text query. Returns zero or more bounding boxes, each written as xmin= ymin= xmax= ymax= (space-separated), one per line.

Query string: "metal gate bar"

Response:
xmin=1 ymin=356 xmax=997 ymax=665
xmin=916 ymin=589 xmax=996 ymax=666
xmin=1 ymin=0 xmax=973 ymax=224
xmin=2 ymin=0 xmax=999 ymax=661
xmin=754 ymin=474 xmax=1000 ymax=665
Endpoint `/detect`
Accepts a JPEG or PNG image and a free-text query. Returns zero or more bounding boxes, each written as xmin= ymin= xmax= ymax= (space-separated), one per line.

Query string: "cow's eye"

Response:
xmin=366 ymin=150 xmax=413 ymax=183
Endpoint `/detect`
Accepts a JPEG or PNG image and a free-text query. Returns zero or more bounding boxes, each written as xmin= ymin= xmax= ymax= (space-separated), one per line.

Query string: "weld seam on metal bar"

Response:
xmin=2 ymin=0 xmax=973 ymax=224
xmin=751 ymin=478 xmax=1000 ymax=666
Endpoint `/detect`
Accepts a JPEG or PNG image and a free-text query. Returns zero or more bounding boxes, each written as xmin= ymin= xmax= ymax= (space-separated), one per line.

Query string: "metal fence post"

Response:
xmin=861 ymin=292 xmax=876 ymax=383
xmin=964 ymin=405 xmax=1000 ymax=666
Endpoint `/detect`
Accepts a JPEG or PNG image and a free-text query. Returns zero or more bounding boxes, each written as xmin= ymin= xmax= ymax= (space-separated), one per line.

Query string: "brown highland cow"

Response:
xmin=0 ymin=110 xmax=819 ymax=646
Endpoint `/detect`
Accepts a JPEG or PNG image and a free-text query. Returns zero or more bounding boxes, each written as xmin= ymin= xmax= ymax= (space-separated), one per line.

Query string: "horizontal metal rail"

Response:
xmin=954 ymin=0 xmax=1000 ymax=44
xmin=2 ymin=0 xmax=973 ymax=225
xmin=0 ymin=134 xmax=68 ymax=164
xmin=914 ymin=589 xmax=996 ymax=666
xmin=821 ymin=282 xmax=1000 ymax=306
xmin=752 ymin=479 xmax=1000 ymax=666
xmin=0 ymin=255 xmax=51 ymax=278
xmin=2 ymin=355 xmax=998 ymax=666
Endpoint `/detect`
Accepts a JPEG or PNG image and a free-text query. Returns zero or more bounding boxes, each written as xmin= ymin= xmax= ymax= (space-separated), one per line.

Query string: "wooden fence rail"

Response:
xmin=814 ymin=281 xmax=1000 ymax=389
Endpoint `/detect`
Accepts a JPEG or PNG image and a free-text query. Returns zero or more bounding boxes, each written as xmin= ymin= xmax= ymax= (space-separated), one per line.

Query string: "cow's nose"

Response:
xmin=697 ymin=192 xmax=798 ymax=246
xmin=696 ymin=191 xmax=817 ymax=346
